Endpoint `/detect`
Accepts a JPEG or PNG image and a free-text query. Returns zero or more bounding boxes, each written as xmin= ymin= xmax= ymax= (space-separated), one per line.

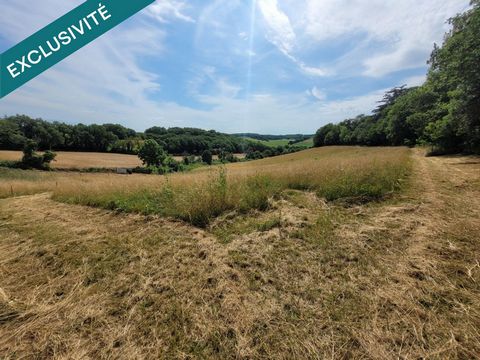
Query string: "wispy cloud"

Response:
xmin=147 ymin=0 xmax=195 ymax=23
xmin=299 ymin=0 xmax=469 ymax=76
xmin=257 ymin=0 xmax=327 ymax=76
xmin=308 ymin=86 xmax=326 ymax=101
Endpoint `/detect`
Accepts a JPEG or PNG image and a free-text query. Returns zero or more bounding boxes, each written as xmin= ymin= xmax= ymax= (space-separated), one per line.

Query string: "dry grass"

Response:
xmin=0 ymin=150 xmax=143 ymax=169
xmin=0 ymin=151 xmax=246 ymax=169
xmin=44 ymin=147 xmax=411 ymax=226
xmin=0 ymin=168 xmax=164 ymax=199
xmin=2 ymin=146 xmax=411 ymax=209
xmin=0 ymin=148 xmax=479 ymax=358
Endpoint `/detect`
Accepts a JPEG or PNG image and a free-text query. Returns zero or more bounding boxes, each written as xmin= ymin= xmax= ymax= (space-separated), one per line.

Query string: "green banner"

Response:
xmin=0 ymin=0 xmax=155 ymax=98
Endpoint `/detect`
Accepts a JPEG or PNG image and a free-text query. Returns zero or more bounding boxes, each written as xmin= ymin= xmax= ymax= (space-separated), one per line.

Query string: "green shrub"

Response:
xmin=19 ymin=140 xmax=57 ymax=170
xmin=138 ymin=139 xmax=166 ymax=167
xmin=202 ymin=150 xmax=213 ymax=165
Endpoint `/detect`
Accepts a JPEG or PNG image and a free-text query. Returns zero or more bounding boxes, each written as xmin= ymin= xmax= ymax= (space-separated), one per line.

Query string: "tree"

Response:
xmin=426 ymin=1 xmax=480 ymax=153
xmin=312 ymin=3 xmax=480 ymax=154
xmin=373 ymin=86 xmax=409 ymax=118
xmin=0 ymin=119 xmax=26 ymax=149
xmin=138 ymin=139 xmax=166 ymax=167
xmin=202 ymin=150 xmax=213 ymax=165
xmin=314 ymin=124 xmax=336 ymax=147
xmin=21 ymin=140 xmax=57 ymax=169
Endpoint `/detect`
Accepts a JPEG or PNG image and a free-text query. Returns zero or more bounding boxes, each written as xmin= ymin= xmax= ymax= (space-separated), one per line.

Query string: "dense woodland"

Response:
xmin=0 ymin=116 xmax=139 ymax=153
xmin=233 ymin=133 xmax=312 ymax=142
xmin=314 ymin=2 xmax=480 ymax=154
xmin=145 ymin=126 xmax=246 ymax=154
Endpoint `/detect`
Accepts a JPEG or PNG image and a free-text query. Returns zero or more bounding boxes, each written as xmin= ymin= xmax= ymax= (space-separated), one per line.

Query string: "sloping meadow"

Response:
xmin=51 ymin=147 xmax=412 ymax=227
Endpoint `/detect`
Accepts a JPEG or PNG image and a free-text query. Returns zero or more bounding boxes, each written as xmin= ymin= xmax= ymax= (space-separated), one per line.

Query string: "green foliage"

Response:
xmin=0 ymin=115 xmax=138 ymax=153
xmin=145 ymin=127 xmax=242 ymax=155
xmin=138 ymin=139 xmax=167 ymax=167
xmin=0 ymin=116 xmax=299 ymax=158
xmin=20 ymin=140 xmax=57 ymax=170
xmin=245 ymin=144 xmax=304 ymax=160
xmin=218 ymin=151 xmax=239 ymax=163
xmin=232 ymin=133 xmax=312 ymax=142
xmin=0 ymin=118 xmax=26 ymax=149
xmin=202 ymin=150 xmax=213 ymax=165
xmin=256 ymin=216 xmax=282 ymax=232
xmin=314 ymin=3 xmax=480 ymax=154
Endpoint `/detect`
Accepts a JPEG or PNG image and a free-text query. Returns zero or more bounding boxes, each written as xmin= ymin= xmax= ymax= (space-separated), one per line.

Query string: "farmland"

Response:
xmin=0 ymin=150 xmax=246 ymax=170
xmin=0 ymin=150 xmax=143 ymax=169
xmin=1 ymin=146 xmax=479 ymax=358
xmin=241 ymin=137 xmax=314 ymax=148
xmin=1 ymin=147 xmax=410 ymax=224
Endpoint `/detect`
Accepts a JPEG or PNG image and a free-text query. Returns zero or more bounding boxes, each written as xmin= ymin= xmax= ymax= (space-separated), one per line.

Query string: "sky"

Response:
xmin=0 ymin=0 xmax=471 ymax=134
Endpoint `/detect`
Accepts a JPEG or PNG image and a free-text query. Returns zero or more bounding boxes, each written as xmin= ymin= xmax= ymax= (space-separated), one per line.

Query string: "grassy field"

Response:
xmin=243 ymin=137 xmax=314 ymax=148
xmin=0 ymin=150 xmax=143 ymax=169
xmin=0 ymin=151 xmax=246 ymax=169
xmin=1 ymin=147 xmax=410 ymax=226
xmin=295 ymin=137 xmax=314 ymax=147
xmin=1 ymin=146 xmax=479 ymax=358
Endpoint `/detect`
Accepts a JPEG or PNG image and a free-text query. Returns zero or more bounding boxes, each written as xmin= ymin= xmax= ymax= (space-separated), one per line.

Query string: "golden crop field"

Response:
xmin=0 ymin=150 xmax=143 ymax=169
xmin=0 ymin=150 xmax=246 ymax=169
xmin=1 ymin=146 xmax=479 ymax=358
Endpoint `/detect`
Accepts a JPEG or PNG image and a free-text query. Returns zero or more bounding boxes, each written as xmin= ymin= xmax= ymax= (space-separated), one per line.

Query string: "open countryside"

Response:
xmin=1 ymin=1 xmax=479 ymax=359
xmin=0 ymin=151 xmax=246 ymax=169
xmin=0 ymin=147 xmax=479 ymax=358
xmin=0 ymin=150 xmax=143 ymax=169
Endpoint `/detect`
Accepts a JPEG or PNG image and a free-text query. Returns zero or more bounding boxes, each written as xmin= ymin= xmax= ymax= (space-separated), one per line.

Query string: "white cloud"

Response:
xmin=257 ymin=0 xmax=327 ymax=76
xmin=1 ymin=79 xmax=384 ymax=134
xmin=147 ymin=0 xmax=195 ymax=23
xmin=238 ymin=31 xmax=249 ymax=40
xmin=300 ymin=64 xmax=327 ymax=77
xmin=297 ymin=0 xmax=470 ymax=76
xmin=188 ymin=67 xmax=241 ymax=104
xmin=257 ymin=0 xmax=296 ymax=55
xmin=308 ymin=86 xmax=326 ymax=101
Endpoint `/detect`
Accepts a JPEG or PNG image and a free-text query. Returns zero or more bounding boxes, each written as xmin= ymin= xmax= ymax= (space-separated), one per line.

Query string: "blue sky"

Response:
xmin=0 ymin=0 xmax=471 ymax=134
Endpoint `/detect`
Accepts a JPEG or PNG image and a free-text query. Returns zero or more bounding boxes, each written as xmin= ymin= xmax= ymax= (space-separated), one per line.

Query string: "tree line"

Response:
xmin=0 ymin=115 xmax=139 ymax=153
xmin=0 ymin=114 xmax=307 ymax=161
xmin=314 ymin=1 xmax=480 ymax=154
xmin=232 ymin=133 xmax=312 ymax=142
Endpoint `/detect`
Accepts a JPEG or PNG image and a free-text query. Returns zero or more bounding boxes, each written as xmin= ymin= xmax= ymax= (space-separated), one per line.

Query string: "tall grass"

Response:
xmin=1 ymin=147 xmax=411 ymax=225
xmin=50 ymin=147 xmax=411 ymax=227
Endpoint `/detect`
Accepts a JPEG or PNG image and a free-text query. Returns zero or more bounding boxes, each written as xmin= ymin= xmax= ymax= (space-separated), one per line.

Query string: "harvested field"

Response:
xmin=0 ymin=147 xmax=479 ymax=358
xmin=0 ymin=151 xmax=246 ymax=170
xmin=0 ymin=150 xmax=143 ymax=169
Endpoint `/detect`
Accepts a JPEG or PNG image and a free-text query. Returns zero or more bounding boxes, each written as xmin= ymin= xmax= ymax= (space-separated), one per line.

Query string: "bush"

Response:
xmin=20 ymin=140 xmax=57 ymax=170
xmin=138 ymin=139 xmax=167 ymax=167
xmin=202 ymin=150 xmax=213 ymax=165
xmin=0 ymin=160 xmax=20 ymax=169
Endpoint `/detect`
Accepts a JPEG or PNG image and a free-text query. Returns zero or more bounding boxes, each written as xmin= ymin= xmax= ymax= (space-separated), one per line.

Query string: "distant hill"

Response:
xmin=232 ymin=133 xmax=313 ymax=141
xmin=232 ymin=133 xmax=314 ymax=148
